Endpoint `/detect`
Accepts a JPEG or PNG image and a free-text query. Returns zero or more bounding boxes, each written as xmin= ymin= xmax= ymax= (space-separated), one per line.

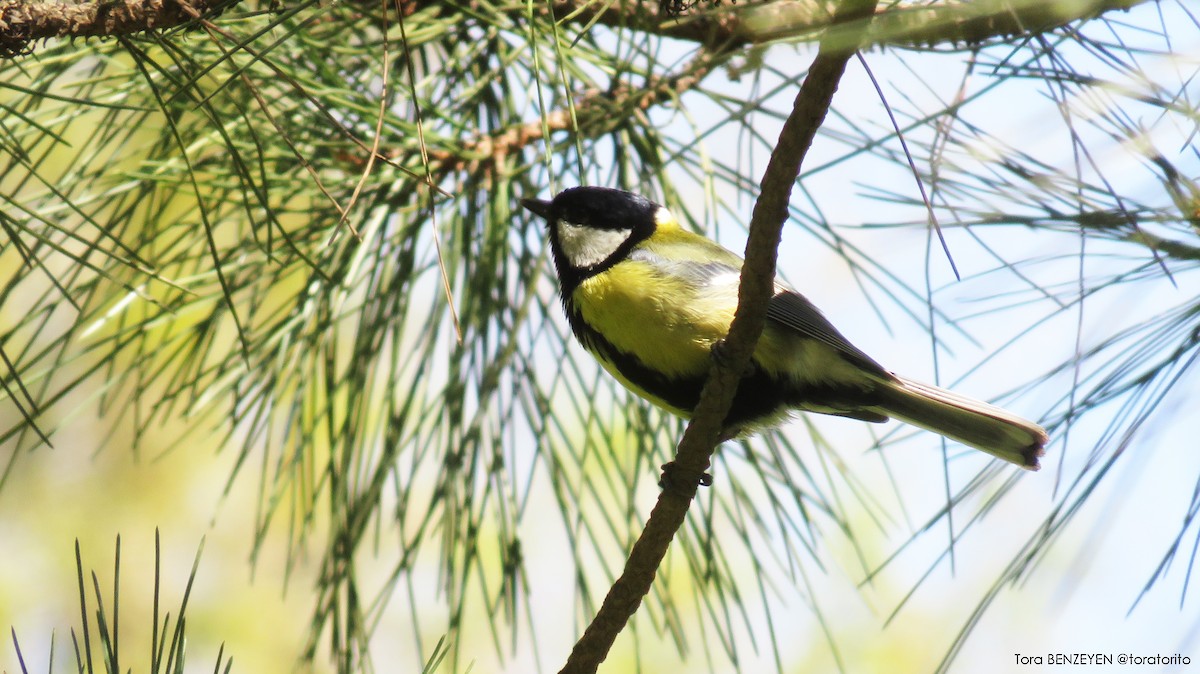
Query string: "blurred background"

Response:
xmin=2 ymin=0 xmax=1199 ymax=672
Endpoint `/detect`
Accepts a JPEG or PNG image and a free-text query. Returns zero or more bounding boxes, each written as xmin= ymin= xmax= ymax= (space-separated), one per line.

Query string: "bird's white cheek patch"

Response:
xmin=557 ymin=220 xmax=631 ymax=268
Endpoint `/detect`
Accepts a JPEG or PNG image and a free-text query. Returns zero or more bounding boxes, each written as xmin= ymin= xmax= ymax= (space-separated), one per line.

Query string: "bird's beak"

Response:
xmin=520 ymin=198 xmax=551 ymax=220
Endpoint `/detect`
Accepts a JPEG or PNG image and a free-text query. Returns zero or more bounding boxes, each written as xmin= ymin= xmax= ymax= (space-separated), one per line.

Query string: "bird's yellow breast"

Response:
xmin=572 ymin=258 xmax=735 ymax=381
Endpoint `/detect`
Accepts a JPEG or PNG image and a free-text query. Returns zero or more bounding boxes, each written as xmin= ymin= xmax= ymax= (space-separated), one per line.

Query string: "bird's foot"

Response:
xmin=659 ymin=461 xmax=713 ymax=492
xmin=711 ymin=339 xmax=756 ymax=377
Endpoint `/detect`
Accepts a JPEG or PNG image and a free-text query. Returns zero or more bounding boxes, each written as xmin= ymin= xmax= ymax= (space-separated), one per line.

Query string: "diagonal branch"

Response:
xmin=554 ymin=1 xmax=879 ymax=673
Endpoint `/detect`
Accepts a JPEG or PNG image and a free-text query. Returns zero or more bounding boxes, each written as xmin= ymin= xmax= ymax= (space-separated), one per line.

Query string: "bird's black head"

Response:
xmin=521 ymin=186 xmax=659 ymax=231
xmin=521 ymin=187 xmax=663 ymax=289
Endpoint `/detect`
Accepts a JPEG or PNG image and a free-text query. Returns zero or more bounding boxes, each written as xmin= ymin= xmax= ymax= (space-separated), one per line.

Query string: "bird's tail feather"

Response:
xmin=872 ymin=376 xmax=1047 ymax=470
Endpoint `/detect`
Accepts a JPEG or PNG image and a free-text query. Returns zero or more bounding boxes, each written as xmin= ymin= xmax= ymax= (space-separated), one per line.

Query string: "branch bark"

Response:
xmin=0 ymin=0 xmax=219 ymax=57
xmin=554 ymin=1 xmax=879 ymax=672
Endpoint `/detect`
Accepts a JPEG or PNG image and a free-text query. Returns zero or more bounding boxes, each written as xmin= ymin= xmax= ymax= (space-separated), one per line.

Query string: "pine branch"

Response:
xmin=429 ymin=0 xmax=1151 ymax=180
xmin=0 ymin=0 xmax=1152 ymax=60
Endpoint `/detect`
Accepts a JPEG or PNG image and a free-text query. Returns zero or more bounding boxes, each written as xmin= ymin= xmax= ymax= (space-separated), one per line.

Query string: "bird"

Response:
xmin=520 ymin=186 xmax=1047 ymax=470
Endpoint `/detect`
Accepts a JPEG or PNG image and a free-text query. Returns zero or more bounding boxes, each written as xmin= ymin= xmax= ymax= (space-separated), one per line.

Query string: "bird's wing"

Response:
xmin=765 ymin=289 xmax=891 ymax=377
xmin=631 ymin=236 xmax=890 ymax=377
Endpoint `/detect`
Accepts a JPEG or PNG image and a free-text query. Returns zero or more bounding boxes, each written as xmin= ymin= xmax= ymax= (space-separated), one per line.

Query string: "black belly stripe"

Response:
xmin=563 ymin=302 xmax=701 ymax=411
xmin=563 ymin=300 xmax=888 ymax=428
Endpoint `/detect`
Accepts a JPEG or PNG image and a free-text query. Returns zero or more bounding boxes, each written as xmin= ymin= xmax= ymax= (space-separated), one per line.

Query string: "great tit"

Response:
xmin=520 ymin=186 xmax=1047 ymax=470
